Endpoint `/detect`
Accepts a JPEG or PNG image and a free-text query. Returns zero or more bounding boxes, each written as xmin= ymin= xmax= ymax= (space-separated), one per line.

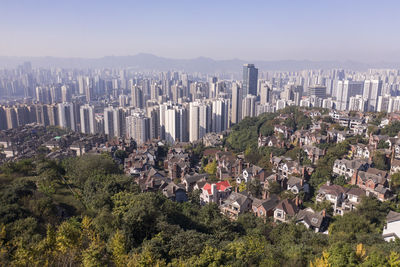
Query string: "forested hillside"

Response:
xmin=0 ymin=147 xmax=399 ymax=266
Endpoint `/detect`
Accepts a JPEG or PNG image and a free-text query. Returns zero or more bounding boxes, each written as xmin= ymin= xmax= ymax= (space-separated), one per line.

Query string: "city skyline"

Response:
xmin=1 ymin=0 xmax=400 ymax=62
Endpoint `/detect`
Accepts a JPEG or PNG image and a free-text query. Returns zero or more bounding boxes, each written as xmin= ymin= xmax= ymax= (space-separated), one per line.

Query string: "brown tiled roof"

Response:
xmin=275 ymin=199 xmax=299 ymax=216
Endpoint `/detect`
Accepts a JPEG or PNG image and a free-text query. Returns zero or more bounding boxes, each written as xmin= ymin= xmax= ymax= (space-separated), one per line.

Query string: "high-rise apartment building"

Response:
xmin=242 ymin=64 xmax=258 ymax=97
xmin=242 ymin=94 xmax=257 ymax=118
xmin=363 ymin=80 xmax=382 ymax=111
xmin=58 ymin=103 xmax=76 ymax=131
xmin=259 ymin=83 xmax=271 ymax=105
xmin=349 ymin=95 xmax=367 ymax=112
xmin=131 ymin=85 xmax=143 ymax=109
xmin=189 ymin=101 xmax=211 ymax=142
xmin=80 ymin=104 xmax=95 ymax=134
xmin=126 ymin=111 xmax=150 ymax=144
xmin=104 ymin=106 xmax=126 ymax=138
xmin=231 ymin=82 xmax=242 ymax=124
xmin=336 ymin=80 xmax=364 ymax=110
xmin=308 ymin=86 xmax=327 ymax=99
xmin=212 ymin=98 xmax=229 ymax=133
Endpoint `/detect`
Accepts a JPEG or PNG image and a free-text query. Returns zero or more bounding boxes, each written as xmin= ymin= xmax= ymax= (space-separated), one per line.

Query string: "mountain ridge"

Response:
xmin=1 ymin=53 xmax=400 ymax=72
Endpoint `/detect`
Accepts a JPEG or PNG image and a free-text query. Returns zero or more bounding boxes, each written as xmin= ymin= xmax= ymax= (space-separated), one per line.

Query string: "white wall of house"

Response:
xmin=383 ymin=220 xmax=400 ymax=242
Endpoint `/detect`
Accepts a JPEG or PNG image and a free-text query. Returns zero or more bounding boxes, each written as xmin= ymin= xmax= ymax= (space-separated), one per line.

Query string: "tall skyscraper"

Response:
xmin=377 ymin=95 xmax=391 ymax=112
xmin=363 ymin=80 xmax=382 ymax=111
xmin=61 ymin=85 xmax=71 ymax=103
xmin=189 ymin=101 xmax=211 ymax=142
xmin=126 ymin=111 xmax=150 ymax=144
xmin=47 ymin=104 xmax=59 ymax=126
xmin=0 ymin=107 xmax=7 ymax=130
xmin=242 ymin=64 xmax=258 ymax=97
xmin=212 ymin=98 xmax=229 ymax=133
xmin=5 ymin=107 xmax=18 ymax=129
xmin=104 ymin=107 xmax=116 ymax=138
xmin=58 ymin=103 xmax=76 ymax=131
xmin=80 ymin=104 xmax=95 ymax=134
xmin=131 ymin=85 xmax=144 ymax=109
xmin=349 ymin=95 xmax=367 ymax=112
xmin=160 ymin=103 xmax=188 ymax=144
xmin=242 ymin=94 xmax=257 ymax=118
xmin=189 ymin=102 xmax=200 ymax=142
xmin=336 ymin=80 xmax=364 ymax=110
xmin=231 ymin=82 xmax=242 ymax=124
xmin=308 ymin=86 xmax=327 ymax=99
xmin=259 ymin=83 xmax=271 ymax=105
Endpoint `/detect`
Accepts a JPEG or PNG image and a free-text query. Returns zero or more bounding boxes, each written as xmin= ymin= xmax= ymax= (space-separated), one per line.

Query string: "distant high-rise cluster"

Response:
xmin=2 ymin=62 xmax=400 ymax=143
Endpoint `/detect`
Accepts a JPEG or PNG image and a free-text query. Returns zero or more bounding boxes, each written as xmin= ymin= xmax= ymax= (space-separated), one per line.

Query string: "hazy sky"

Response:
xmin=1 ymin=0 xmax=400 ymax=61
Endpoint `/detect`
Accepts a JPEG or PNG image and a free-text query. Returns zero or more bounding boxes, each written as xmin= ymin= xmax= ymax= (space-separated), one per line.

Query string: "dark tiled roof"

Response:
xmin=387 ymin=211 xmax=400 ymax=223
xmin=275 ymin=199 xmax=299 ymax=216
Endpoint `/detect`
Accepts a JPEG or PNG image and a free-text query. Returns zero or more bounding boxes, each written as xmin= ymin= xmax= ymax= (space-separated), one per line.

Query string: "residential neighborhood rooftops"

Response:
xmin=203 ymin=180 xmax=231 ymax=194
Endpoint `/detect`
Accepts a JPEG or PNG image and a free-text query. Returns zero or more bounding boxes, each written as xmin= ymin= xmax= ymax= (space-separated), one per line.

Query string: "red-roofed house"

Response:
xmin=200 ymin=180 xmax=232 ymax=205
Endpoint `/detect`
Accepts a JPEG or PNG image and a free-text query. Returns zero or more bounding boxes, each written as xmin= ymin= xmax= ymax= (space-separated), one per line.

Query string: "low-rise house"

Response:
xmin=274 ymin=198 xmax=300 ymax=223
xmin=236 ymin=165 xmax=266 ymax=184
xmin=274 ymin=125 xmax=293 ymax=139
xmin=270 ymin=156 xmax=306 ymax=179
xmin=200 ymin=180 xmax=232 ymax=205
xmin=332 ymin=158 xmax=369 ymax=179
xmin=140 ymin=168 xmax=169 ymax=192
xmin=316 ymin=183 xmax=347 ymax=215
xmin=302 ymin=145 xmax=325 ymax=164
xmin=390 ymin=159 xmax=400 ymax=175
xmin=162 ymin=182 xmax=188 ymax=202
xmin=220 ymin=191 xmax=253 ymax=220
xmin=182 ymin=173 xmax=208 ymax=192
xmin=286 ymin=176 xmax=305 ymax=194
xmin=295 ymin=207 xmax=328 ymax=233
xmin=351 ymin=143 xmax=373 ymax=159
xmin=216 ymin=151 xmax=242 ymax=179
xmin=383 ymin=211 xmax=400 ymax=242
xmin=258 ymin=135 xmax=285 ymax=148
xmin=252 ymin=194 xmax=280 ymax=218
xmin=392 ymin=140 xmax=400 ymax=159
xmin=337 ymin=187 xmax=366 ymax=215
xmin=264 ymin=173 xmax=287 ymax=193
xmin=351 ymin=124 xmax=367 ymax=136
xmin=337 ymin=131 xmax=351 ymax=143
xmin=369 ymin=134 xmax=390 ymax=149
xmin=351 ymin=168 xmax=391 ymax=201
xmin=202 ymin=132 xmax=223 ymax=147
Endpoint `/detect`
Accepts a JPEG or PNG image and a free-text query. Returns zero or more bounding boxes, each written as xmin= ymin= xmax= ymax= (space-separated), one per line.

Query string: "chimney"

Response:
xmin=322 ymin=209 xmax=326 ymax=218
xmin=274 ymin=174 xmax=278 ymax=182
xmin=211 ymin=183 xmax=218 ymax=203
xmin=238 ymin=159 xmax=243 ymax=174
xmin=300 ymin=179 xmax=304 ymax=187
xmin=262 ymin=190 xmax=267 ymax=200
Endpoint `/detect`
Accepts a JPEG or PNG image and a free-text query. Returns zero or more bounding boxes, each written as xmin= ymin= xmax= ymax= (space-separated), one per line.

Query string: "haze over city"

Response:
xmin=2 ymin=2 xmax=400 ymax=266
xmin=1 ymin=0 xmax=400 ymax=62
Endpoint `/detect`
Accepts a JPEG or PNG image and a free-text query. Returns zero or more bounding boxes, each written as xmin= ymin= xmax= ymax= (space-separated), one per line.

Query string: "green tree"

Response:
xmin=372 ymin=151 xmax=389 ymax=171
xmin=204 ymin=160 xmax=217 ymax=175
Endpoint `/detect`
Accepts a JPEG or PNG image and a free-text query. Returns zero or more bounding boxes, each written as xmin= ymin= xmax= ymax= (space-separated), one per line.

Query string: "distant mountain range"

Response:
xmin=1 ymin=53 xmax=400 ymax=73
